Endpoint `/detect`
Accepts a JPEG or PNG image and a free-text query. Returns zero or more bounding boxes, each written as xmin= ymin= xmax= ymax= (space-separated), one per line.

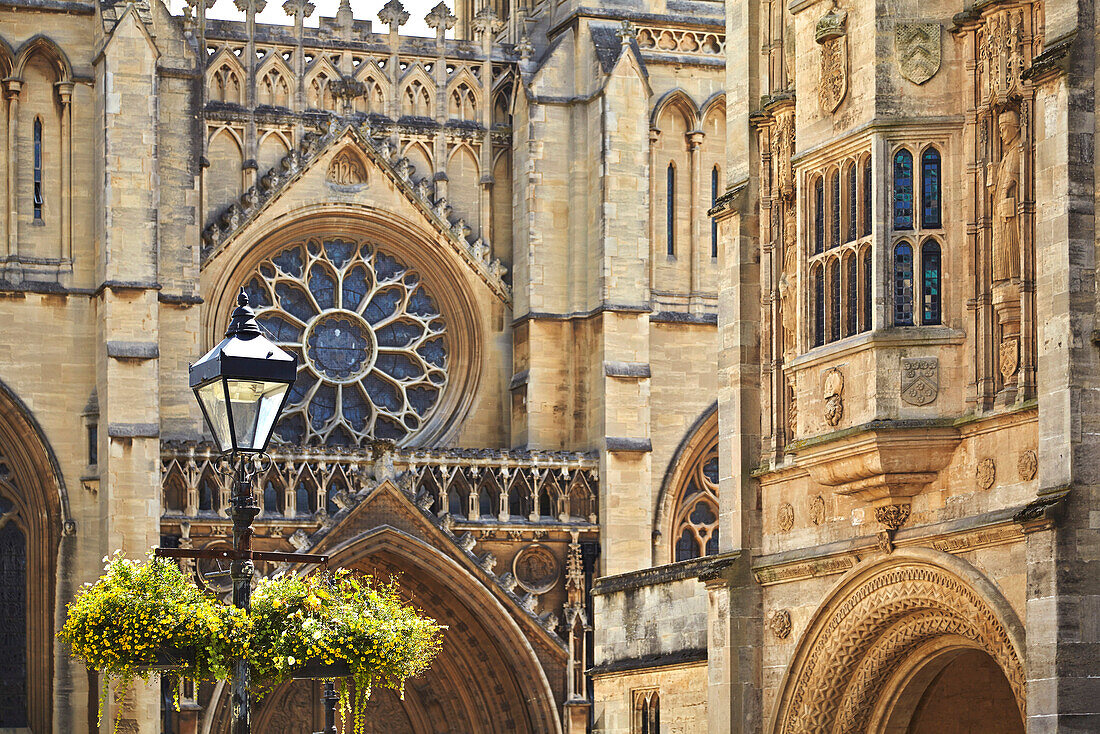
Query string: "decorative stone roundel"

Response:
xmin=769 ymin=609 xmax=793 ymax=640
xmin=512 ymin=544 xmax=560 ymax=595
xmin=243 ymin=237 xmax=448 ymax=446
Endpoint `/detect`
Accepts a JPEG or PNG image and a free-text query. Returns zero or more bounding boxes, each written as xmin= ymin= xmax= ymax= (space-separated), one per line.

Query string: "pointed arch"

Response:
xmin=206 ymin=48 xmax=245 ymax=105
xmin=304 ymin=57 xmax=341 ymax=111
xmin=650 ymin=88 xmax=699 ymax=131
xmin=446 ymin=143 xmax=480 ymax=231
xmin=256 ymin=129 xmax=291 ymax=176
xmin=768 ymin=550 xmax=1026 ymax=734
xmin=401 ymin=140 xmax=434 ymax=184
xmin=446 ymin=68 xmax=481 ymax=120
xmin=13 ymin=35 xmax=72 ymax=81
xmin=0 ymin=377 xmax=72 ymax=734
xmin=654 ymin=403 xmax=718 ymax=563
xmin=400 ymin=65 xmax=436 ymax=118
xmin=205 ymin=127 xmax=244 ymax=217
xmin=255 ymin=55 xmax=293 ymax=108
xmin=354 ymin=59 xmax=391 ymax=115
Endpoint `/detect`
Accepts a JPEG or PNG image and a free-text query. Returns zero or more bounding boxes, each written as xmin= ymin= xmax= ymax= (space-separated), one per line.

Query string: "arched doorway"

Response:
xmin=769 ymin=551 xmax=1026 ymax=734
xmin=0 ymin=381 xmax=68 ymax=732
xmin=231 ymin=527 xmax=564 ymax=733
xmin=875 ymin=645 xmax=1023 ymax=734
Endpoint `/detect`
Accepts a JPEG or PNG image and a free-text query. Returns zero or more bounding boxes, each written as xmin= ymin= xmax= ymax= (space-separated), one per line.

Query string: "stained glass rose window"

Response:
xmin=242 ymin=237 xmax=448 ymax=446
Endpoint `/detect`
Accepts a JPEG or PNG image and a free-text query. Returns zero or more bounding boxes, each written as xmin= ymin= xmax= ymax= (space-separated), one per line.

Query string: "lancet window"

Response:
xmin=806 ymin=151 xmax=873 ymax=349
xmin=32 ymin=119 xmax=43 ymax=221
xmin=666 ymin=163 xmax=676 ymax=257
xmin=891 ymin=144 xmax=944 ymax=326
xmin=634 ymin=690 xmax=661 ymax=734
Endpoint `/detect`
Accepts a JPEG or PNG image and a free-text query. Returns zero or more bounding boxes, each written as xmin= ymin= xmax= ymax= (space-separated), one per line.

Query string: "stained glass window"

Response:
xmin=845 ymin=255 xmax=857 ymax=337
xmin=893 ymin=148 xmax=913 ymax=230
xmin=893 ymin=241 xmax=914 ymax=326
xmin=813 ymin=266 xmax=825 ymax=347
xmin=0 ymin=497 xmax=28 ymax=728
xmin=672 ymin=437 xmax=719 ymax=562
xmin=862 ymin=248 xmax=872 ymax=332
xmin=33 ymin=118 xmax=43 ymax=221
xmin=666 ymin=163 xmax=676 ymax=257
xmin=922 ymin=239 xmax=942 ymax=325
xmin=828 ymin=261 xmax=841 ymax=342
xmin=814 ymin=177 xmax=825 ymax=255
xmin=244 ymin=237 xmax=448 ymax=447
xmin=862 ymin=157 xmax=872 ymax=237
xmin=830 ymin=170 xmax=841 ymax=248
xmin=711 ymin=165 xmax=719 ymax=259
xmin=846 ymin=163 xmax=857 ymax=243
xmin=921 ymin=147 xmax=942 ymax=229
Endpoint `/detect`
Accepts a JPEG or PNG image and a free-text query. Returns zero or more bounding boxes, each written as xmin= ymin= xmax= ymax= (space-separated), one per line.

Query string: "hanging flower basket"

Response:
xmin=61 ymin=556 xmax=443 ymax=734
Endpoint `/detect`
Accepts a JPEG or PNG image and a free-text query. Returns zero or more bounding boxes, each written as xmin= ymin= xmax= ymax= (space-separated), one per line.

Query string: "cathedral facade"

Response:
xmin=0 ymin=0 xmax=1096 ymax=731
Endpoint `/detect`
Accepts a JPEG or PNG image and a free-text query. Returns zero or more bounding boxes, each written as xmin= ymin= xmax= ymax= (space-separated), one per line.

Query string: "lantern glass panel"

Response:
xmin=226 ymin=378 xmax=290 ymax=452
xmin=196 ymin=380 xmax=232 ymax=452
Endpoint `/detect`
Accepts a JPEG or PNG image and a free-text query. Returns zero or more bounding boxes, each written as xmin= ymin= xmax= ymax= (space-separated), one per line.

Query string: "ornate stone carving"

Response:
xmin=874 ymin=503 xmax=910 ymax=531
xmin=786 ymin=379 xmax=798 ymax=438
xmin=900 ymin=358 xmax=938 ymax=406
xmin=635 ymin=26 xmax=725 ymax=56
xmin=776 ymin=561 xmax=1026 ymax=734
xmin=809 ymin=495 xmax=825 ymax=526
xmin=999 ymin=336 xmax=1019 ymax=381
xmin=1017 ymin=449 xmax=1037 ymax=481
xmin=512 ymin=543 xmax=560 ymax=594
xmin=895 ymin=23 xmax=941 ymax=84
xmin=992 ymin=109 xmax=1022 ymax=282
xmin=816 ymin=6 xmax=848 ymax=113
xmin=327 ymin=149 xmax=367 ymax=185
xmin=823 ymin=368 xmax=844 ymax=427
xmin=976 ymin=458 xmax=997 ymax=490
xmin=769 ymin=609 xmax=793 ymax=639
xmin=778 ymin=502 xmax=795 ymax=532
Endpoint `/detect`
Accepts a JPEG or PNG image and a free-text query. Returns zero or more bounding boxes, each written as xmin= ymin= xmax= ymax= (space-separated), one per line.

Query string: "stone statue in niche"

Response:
xmin=773 ymin=108 xmax=798 ymax=359
xmin=327 ymin=149 xmax=367 ymax=186
xmin=992 ymin=109 xmax=1021 ymax=282
xmin=823 ymin=368 xmax=844 ymax=427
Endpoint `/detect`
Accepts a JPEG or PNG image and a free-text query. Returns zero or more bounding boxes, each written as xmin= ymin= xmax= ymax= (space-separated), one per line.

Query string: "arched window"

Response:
xmin=814 ymin=176 xmax=825 ymax=255
xmin=666 ymin=163 xmax=676 ymax=257
xmin=921 ymin=147 xmax=942 ymax=229
xmin=813 ymin=265 xmax=825 ymax=347
xmin=893 ymin=148 xmax=914 ymax=231
xmin=828 ymin=260 xmax=841 ymax=342
xmin=861 ymin=156 xmax=872 ymax=237
xmin=921 ymin=238 xmax=942 ymax=325
xmin=33 ymin=118 xmax=43 ymax=221
xmin=861 ymin=247 xmax=872 ymax=332
xmin=846 ymin=163 xmax=857 ymax=243
xmin=829 ymin=169 xmax=841 ymax=248
xmin=670 ymin=422 xmax=719 ymax=563
xmin=711 ymin=165 xmax=719 ymax=258
xmin=893 ymin=241 xmax=914 ymax=326
xmin=845 ymin=255 xmax=857 ymax=337
xmin=636 ymin=690 xmax=661 ymax=734
xmin=0 ymin=496 xmax=28 ymax=729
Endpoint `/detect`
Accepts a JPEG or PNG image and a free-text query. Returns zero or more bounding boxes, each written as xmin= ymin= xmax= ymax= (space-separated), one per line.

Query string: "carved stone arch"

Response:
xmin=0 ymin=35 xmax=17 ymax=77
xmin=13 ymin=35 xmax=72 ymax=81
xmin=255 ymin=55 xmax=293 ymax=108
xmin=206 ymin=49 xmax=245 ymax=105
xmin=401 ymin=140 xmax=434 ymax=181
xmin=769 ymin=549 xmax=1026 ymax=734
xmin=296 ymin=526 xmax=565 ymax=733
xmin=354 ymin=59 xmax=391 ymax=114
xmin=650 ymin=88 xmax=699 ymax=132
xmin=326 ymin=143 xmax=370 ymax=186
xmin=653 ymin=404 xmax=718 ymax=563
xmin=304 ymin=57 xmax=341 ymax=110
xmin=255 ymin=128 xmax=291 ymax=174
xmin=202 ymin=206 xmax=487 ymax=449
xmin=0 ymin=377 xmax=72 ymax=734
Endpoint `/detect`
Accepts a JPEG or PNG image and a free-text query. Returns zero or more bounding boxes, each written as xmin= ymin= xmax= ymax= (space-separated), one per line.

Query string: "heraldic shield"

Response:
xmin=818 ymin=35 xmax=847 ymax=113
xmin=896 ymin=23 xmax=942 ymax=85
xmin=901 ymin=357 xmax=939 ymax=406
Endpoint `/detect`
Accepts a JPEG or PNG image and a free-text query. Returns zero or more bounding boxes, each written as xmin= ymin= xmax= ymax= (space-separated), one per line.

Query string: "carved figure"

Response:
xmin=823 ymin=368 xmax=844 ymax=427
xmin=513 ymin=544 xmax=560 ymax=594
xmin=992 ymin=109 xmax=1021 ymax=282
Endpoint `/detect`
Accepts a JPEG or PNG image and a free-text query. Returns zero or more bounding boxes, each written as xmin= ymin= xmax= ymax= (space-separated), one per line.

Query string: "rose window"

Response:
xmin=242 ymin=237 xmax=448 ymax=446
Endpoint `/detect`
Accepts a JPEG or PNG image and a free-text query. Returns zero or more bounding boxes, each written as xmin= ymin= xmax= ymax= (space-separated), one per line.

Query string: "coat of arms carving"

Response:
xmin=900 ymin=357 xmax=938 ymax=406
xmin=895 ymin=23 xmax=941 ymax=85
xmin=816 ymin=7 xmax=848 ymax=113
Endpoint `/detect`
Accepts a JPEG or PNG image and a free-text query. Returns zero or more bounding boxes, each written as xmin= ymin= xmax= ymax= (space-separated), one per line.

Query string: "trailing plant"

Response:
xmin=59 ymin=552 xmax=250 ymax=725
xmin=249 ymin=569 xmax=444 ymax=734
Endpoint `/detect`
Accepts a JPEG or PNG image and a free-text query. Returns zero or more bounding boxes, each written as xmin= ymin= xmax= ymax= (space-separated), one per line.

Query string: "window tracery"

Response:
xmin=891 ymin=144 xmax=944 ymax=326
xmin=805 ymin=152 xmax=872 ymax=349
xmin=241 ymin=237 xmax=449 ymax=447
xmin=634 ymin=690 xmax=661 ymax=734
xmin=671 ymin=434 xmax=719 ymax=562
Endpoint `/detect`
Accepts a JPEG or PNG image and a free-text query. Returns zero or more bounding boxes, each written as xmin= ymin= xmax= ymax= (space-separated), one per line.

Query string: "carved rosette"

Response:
xmin=874 ymin=503 xmax=911 ymax=531
xmin=769 ymin=609 xmax=793 ymax=640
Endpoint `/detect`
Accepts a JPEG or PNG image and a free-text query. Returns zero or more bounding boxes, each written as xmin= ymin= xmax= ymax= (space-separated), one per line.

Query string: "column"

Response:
xmin=55 ymin=80 xmax=73 ymax=263
xmin=3 ymin=77 xmax=21 ymax=262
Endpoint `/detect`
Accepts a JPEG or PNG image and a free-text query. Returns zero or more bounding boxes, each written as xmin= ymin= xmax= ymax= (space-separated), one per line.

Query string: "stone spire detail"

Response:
xmin=377 ymin=0 xmax=409 ymax=30
xmin=425 ymin=1 xmax=456 ymax=40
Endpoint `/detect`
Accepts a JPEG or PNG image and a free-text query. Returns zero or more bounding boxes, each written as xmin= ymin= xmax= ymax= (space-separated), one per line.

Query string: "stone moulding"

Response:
xmin=788 ymin=422 xmax=960 ymax=505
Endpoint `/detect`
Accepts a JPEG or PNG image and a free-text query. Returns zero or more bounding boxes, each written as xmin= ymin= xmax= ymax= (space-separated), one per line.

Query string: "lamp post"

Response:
xmin=157 ymin=289 xmax=328 ymax=734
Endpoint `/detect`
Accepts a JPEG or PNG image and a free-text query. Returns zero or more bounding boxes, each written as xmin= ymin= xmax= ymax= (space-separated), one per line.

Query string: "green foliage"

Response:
xmin=60 ymin=555 xmax=443 ymax=734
